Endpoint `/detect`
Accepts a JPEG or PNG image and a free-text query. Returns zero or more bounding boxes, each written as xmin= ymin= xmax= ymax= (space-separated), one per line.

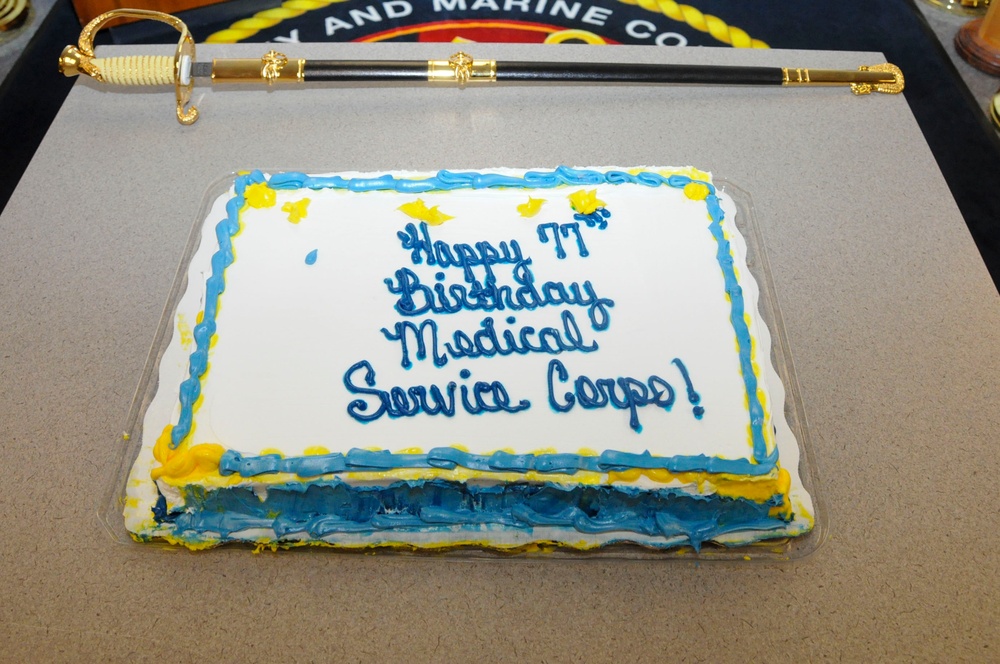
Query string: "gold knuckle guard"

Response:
xmin=59 ymin=8 xmax=198 ymax=124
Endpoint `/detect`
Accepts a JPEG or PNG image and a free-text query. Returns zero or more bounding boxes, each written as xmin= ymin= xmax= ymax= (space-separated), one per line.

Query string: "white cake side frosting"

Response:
xmin=123 ymin=167 xmax=814 ymax=552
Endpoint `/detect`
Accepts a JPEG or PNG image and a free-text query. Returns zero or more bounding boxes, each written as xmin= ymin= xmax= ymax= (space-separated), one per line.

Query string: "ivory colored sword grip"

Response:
xmin=90 ymin=56 xmax=175 ymax=86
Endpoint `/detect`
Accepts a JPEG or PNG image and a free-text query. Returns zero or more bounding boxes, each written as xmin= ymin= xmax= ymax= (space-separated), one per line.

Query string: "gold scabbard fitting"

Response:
xmin=782 ymin=63 xmax=904 ymax=94
xmin=211 ymin=50 xmax=304 ymax=84
xmin=428 ymin=52 xmax=496 ymax=87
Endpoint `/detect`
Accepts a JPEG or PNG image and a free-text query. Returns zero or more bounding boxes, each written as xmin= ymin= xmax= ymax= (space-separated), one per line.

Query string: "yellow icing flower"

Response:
xmin=683 ymin=182 xmax=711 ymax=201
xmin=281 ymin=197 xmax=311 ymax=223
xmin=244 ymin=182 xmax=276 ymax=209
xmin=150 ymin=442 xmax=225 ymax=481
xmin=568 ymin=189 xmax=605 ymax=215
xmin=398 ymin=199 xmax=454 ymax=225
xmin=516 ymin=197 xmax=546 ymax=218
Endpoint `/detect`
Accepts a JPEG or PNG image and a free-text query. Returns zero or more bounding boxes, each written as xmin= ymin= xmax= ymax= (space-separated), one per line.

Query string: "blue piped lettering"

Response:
xmin=380 ymin=319 xmax=448 ymax=369
xmin=445 ymin=311 xmax=598 ymax=360
xmin=547 ymin=359 xmax=574 ymax=412
xmin=546 ymin=359 xmax=693 ymax=431
xmin=382 ymin=253 xmax=613 ymax=331
xmin=344 ymin=360 xmax=529 ymax=423
xmin=396 ymin=222 xmax=527 ymax=285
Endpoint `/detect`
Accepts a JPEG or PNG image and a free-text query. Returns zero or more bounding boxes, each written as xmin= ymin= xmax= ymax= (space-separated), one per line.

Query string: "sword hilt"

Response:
xmin=58 ymin=8 xmax=198 ymax=124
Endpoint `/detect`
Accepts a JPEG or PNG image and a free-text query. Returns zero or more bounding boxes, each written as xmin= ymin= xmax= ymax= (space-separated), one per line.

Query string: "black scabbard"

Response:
xmin=304 ymin=60 xmax=428 ymax=82
xmin=496 ymin=62 xmax=785 ymax=86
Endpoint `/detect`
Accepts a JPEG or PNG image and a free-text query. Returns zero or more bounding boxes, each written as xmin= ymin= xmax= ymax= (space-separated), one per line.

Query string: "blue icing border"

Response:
xmin=171 ymin=480 xmax=793 ymax=552
xmin=171 ymin=167 xmax=776 ymax=477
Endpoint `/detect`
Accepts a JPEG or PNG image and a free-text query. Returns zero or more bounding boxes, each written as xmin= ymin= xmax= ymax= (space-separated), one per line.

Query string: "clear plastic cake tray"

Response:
xmin=100 ymin=168 xmax=826 ymax=562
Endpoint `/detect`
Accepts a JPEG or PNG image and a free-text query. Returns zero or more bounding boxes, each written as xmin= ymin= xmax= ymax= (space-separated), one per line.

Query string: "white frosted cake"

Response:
xmin=123 ymin=166 xmax=815 ymax=552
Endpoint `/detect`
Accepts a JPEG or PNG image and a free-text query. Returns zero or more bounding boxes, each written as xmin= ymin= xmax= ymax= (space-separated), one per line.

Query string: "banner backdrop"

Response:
xmin=198 ymin=0 xmax=772 ymax=48
xmin=105 ymin=1 xmax=938 ymax=57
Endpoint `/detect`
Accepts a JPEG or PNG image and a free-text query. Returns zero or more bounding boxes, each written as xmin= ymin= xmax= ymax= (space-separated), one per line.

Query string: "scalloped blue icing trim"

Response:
xmin=170 ymin=167 xmax=777 ymax=477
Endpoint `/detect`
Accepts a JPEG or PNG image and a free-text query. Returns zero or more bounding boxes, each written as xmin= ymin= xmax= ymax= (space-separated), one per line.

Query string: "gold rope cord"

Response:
xmin=616 ymin=0 xmax=768 ymax=48
xmin=206 ymin=0 xmax=348 ymax=43
xmin=204 ymin=0 xmax=767 ymax=48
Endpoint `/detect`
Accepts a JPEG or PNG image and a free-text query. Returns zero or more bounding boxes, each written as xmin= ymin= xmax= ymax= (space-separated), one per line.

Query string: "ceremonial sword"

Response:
xmin=58 ymin=8 xmax=905 ymax=125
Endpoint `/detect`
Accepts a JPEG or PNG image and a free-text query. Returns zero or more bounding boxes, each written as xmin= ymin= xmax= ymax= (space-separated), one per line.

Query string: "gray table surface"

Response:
xmin=1 ymin=43 xmax=999 ymax=660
